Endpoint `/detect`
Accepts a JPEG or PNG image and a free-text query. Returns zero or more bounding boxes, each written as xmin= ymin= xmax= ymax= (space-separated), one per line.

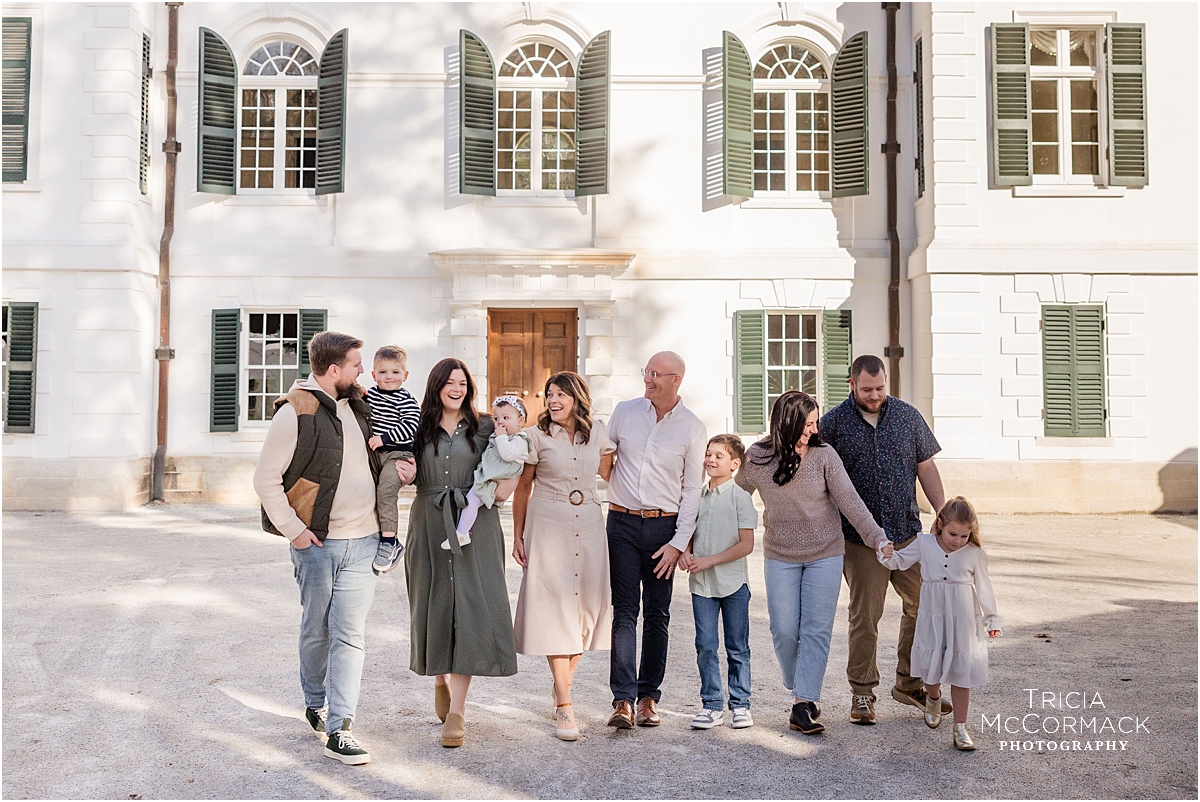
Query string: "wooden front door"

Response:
xmin=487 ymin=309 xmax=578 ymax=422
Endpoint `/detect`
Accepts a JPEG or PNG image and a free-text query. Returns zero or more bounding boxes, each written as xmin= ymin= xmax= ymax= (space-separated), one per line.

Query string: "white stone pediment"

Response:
xmin=430 ymin=248 xmax=635 ymax=303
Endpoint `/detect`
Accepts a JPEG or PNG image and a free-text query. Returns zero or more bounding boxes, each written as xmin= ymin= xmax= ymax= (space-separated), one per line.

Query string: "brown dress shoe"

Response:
xmin=607 ymin=700 xmax=635 ymax=729
xmin=635 ymin=697 xmax=661 ymax=727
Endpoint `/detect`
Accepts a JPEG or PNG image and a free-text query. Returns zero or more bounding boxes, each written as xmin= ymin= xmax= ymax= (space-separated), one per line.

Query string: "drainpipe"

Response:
xmin=882 ymin=2 xmax=903 ymax=397
xmin=152 ymin=1 xmax=182 ymax=501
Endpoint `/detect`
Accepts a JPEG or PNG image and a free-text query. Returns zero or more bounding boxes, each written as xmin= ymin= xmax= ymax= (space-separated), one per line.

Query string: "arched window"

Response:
xmin=239 ymin=40 xmax=319 ymax=190
xmin=753 ymin=42 xmax=831 ymax=193
xmin=497 ymin=42 xmax=576 ymax=193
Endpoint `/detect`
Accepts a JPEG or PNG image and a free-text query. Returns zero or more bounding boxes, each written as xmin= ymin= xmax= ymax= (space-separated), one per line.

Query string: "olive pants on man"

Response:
xmin=843 ymin=537 xmax=924 ymax=697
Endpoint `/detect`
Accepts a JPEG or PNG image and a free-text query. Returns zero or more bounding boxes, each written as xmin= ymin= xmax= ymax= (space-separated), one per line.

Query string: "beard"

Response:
xmin=334 ymin=377 xmax=360 ymax=400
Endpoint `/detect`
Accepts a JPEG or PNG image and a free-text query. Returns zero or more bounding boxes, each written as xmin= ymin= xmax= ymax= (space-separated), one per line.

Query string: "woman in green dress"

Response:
xmin=404 ymin=358 xmax=517 ymax=748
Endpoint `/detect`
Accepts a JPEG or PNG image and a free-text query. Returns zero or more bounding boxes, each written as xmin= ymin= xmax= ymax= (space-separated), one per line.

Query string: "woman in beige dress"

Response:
xmin=511 ymin=371 xmax=615 ymax=741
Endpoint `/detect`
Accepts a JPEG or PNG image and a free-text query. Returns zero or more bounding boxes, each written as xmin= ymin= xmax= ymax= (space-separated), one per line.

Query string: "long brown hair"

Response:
xmin=537 ymin=371 xmax=593 ymax=445
xmin=751 ymin=390 xmax=822 ymax=486
xmin=933 ymin=496 xmax=982 ymax=547
xmin=414 ymin=358 xmax=481 ymax=456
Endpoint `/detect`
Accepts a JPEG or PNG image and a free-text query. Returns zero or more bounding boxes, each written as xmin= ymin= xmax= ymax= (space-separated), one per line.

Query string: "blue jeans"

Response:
xmin=290 ymin=534 xmax=379 ymax=734
xmin=763 ymin=555 xmax=843 ymax=704
xmin=692 ymin=583 xmax=751 ymax=710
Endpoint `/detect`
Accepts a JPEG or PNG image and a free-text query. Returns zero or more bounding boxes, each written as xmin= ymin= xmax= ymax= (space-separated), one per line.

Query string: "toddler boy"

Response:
xmin=365 ymin=345 xmax=419 ymax=574
xmin=680 ymin=434 xmax=758 ymax=729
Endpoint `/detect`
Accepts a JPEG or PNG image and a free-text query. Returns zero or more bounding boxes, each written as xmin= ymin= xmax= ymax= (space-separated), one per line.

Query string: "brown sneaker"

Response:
xmin=850 ymin=695 xmax=876 ymax=724
xmin=635 ymin=697 xmax=661 ymax=727
xmin=607 ymin=700 xmax=635 ymax=729
xmin=892 ymin=686 xmax=953 ymax=715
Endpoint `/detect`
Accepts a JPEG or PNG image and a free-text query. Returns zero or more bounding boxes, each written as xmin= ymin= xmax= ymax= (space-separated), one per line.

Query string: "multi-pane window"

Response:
xmin=497 ymin=43 xmax=575 ymax=193
xmin=753 ymin=43 xmax=830 ymax=194
xmin=766 ymin=312 xmax=818 ymax=406
xmin=1030 ymin=29 xmax=1101 ymax=181
xmin=247 ymin=312 xmax=299 ymax=422
xmin=239 ymin=42 xmax=318 ymax=190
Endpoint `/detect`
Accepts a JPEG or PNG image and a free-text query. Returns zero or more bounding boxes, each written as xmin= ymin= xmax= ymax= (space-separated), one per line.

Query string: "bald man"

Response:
xmin=604 ymin=351 xmax=708 ymax=728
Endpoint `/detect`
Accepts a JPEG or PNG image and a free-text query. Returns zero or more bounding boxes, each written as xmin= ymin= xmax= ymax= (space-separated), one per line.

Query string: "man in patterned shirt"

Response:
xmin=819 ymin=355 xmax=946 ymax=726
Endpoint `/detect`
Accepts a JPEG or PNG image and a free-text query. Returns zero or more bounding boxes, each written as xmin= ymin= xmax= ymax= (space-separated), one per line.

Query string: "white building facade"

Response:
xmin=3 ymin=2 xmax=1195 ymax=513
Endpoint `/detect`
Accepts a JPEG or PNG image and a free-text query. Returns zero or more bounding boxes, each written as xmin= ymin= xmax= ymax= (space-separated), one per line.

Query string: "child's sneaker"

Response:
xmin=324 ymin=719 xmax=370 ymax=765
xmin=372 ymin=539 xmax=404 ymax=574
xmin=439 ymin=532 xmax=472 ymax=551
xmin=305 ymin=706 xmax=327 ymax=737
xmin=690 ymin=709 xmax=724 ymax=729
xmin=730 ymin=708 xmax=753 ymax=728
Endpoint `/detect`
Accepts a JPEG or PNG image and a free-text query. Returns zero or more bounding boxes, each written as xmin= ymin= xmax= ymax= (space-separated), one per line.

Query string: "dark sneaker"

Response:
xmin=324 ymin=719 xmax=370 ymax=765
xmin=372 ymin=539 xmax=404 ymax=574
xmin=789 ymin=701 xmax=824 ymax=735
xmin=305 ymin=706 xmax=327 ymax=738
xmin=892 ymin=686 xmax=952 ymax=715
xmin=850 ymin=695 xmax=876 ymax=725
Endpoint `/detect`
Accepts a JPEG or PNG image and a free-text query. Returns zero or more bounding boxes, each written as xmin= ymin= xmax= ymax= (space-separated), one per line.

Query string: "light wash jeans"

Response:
xmin=692 ymin=583 xmax=751 ymax=710
xmin=290 ymin=533 xmax=379 ymax=734
xmin=763 ymin=555 xmax=843 ymax=704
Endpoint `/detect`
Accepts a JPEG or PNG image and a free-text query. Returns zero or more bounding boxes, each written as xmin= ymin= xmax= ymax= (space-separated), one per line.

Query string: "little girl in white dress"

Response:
xmin=878 ymin=496 xmax=1002 ymax=751
xmin=441 ymin=396 xmax=532 ymax=550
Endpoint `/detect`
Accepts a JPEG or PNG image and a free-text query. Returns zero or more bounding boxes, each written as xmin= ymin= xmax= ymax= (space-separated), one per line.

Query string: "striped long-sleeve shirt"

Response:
xmin=366 ymin=385 xmax=420 ymax=453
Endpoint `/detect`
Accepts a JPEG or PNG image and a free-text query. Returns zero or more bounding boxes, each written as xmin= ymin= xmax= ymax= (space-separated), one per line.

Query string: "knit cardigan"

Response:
xmin=735 ymin=442 xmax=886 ymax=564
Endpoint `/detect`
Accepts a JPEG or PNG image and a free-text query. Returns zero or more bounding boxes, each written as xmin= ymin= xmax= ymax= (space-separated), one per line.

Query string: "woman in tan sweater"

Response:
xmin=736 ymin=391 xmax=888 ymax=735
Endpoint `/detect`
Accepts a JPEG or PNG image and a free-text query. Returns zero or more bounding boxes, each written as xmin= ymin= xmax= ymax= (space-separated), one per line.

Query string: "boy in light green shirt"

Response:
xmin=679 ymin=434 xmax=758 ymax=729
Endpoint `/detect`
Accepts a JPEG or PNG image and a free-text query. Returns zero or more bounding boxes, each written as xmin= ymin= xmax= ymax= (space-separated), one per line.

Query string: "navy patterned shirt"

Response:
xmin=819 ymin=396 xmax=940 ymax=545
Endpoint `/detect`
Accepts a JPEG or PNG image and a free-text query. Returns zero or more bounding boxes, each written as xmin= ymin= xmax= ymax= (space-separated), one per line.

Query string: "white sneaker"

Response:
xmin=439 ymin=532 xmax=472 ymax=551
xmin=730 ymin=708 xmax=754 ymax=728
xmin=690 ymin=709 xmax=724 ymax=729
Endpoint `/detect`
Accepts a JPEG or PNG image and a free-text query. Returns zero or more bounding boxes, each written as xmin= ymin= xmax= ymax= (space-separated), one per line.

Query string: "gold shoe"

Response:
xmin=435 ymin=683 xmax=451 ymax=723
xmin=953 ymin=723 xmax=976 ymax=751
xmin=924 ymin=693 xmax=942 ymax=729
xmin=441 ymin=712 xmax=465 ymax=748
xmin=555 ymin=703 xmax=579 ymax=741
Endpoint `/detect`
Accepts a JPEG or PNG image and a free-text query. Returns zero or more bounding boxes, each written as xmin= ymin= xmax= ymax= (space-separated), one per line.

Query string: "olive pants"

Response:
xmin=843 ymin=537 xmax=924 ymax=698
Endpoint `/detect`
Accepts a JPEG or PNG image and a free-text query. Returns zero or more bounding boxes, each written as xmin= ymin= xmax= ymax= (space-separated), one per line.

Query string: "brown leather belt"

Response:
xmin=608 ymin=503 xmax=677 ymax=519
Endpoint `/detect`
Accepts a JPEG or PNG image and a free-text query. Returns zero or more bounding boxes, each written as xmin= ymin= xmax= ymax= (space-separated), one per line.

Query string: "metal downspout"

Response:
xmin=882 ymin=2 xmax=903 ymax=397
xmin=152 ymin=2 xmax=181 ymax=501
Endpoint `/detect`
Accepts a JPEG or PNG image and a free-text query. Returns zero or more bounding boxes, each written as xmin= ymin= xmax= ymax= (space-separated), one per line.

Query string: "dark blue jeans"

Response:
xmin=692 ymin=583 xmax=752 ymax=710
xmin=607 ymin=510 xmax=677 ymax=704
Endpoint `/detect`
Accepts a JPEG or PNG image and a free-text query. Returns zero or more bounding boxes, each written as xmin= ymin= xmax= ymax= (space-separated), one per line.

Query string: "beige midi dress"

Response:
xmin=513 ymin=420 xmax=615 ymax=656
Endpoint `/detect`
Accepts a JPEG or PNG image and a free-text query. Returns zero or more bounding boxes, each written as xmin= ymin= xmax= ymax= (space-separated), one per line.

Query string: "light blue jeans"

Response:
xmin=763 ymin=555 xmax=843 ymax=704
xmin=290 ymin=534 xmax=379 ymax=734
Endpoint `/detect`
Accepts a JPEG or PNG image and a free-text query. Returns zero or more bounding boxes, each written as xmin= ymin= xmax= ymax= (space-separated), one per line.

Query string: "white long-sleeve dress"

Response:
xmin=879 ymin=533 xmax=1003 ymax=688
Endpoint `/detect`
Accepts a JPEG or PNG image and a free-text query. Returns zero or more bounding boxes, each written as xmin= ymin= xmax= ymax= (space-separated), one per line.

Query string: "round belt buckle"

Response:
xmin=568 ymin=490 xmax=585 ymax=506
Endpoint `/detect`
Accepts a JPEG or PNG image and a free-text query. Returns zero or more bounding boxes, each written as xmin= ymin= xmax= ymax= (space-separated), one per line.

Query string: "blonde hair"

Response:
xmin=934 ymin=496 xmax=982 ymax=547
xmin=373 ymin=345 xmax=408 ymax=371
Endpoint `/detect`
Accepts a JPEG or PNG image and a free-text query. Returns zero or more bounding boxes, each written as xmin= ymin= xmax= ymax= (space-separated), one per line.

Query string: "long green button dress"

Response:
xmin=404 ymin=415 xmax=518 ymax=677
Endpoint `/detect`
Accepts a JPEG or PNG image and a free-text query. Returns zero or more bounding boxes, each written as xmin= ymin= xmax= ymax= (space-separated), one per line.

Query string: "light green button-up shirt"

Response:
xmin=689 ymin=478 xmax=758 ymax=599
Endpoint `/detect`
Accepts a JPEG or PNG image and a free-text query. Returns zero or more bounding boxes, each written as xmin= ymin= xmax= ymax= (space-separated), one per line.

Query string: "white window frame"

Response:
xmin=751 ymin=41 xmax=833 ymax=200
xmin=237 ymin=40 xmax=319 ymax=196
xmin=496 ymin=39 xmax=577 ymax=198
xmin=242 ymin=309 xmax=301 ymax=427
xmin=765 ymin=309 xmax=823 ymax=407
xmin=1028 ymin=26 xmax=1107 ymax=187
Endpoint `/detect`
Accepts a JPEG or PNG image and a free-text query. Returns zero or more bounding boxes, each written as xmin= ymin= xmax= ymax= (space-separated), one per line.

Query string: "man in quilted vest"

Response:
xmin=253 ymin=330 xmax=415 ymax=765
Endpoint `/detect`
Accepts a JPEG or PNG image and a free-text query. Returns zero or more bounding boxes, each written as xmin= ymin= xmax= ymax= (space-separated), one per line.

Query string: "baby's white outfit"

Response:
xmin=879 ymin=533 xmax=1002 ymax=688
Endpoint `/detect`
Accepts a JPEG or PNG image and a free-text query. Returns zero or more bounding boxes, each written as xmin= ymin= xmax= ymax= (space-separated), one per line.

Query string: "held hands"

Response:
xmin=677 ymin=550 xmax=695 ymax=573
xmin=395 ymin=458 xmax=417 ymax=486
xmin=291 ymin=529 xmax=323 ymax=550
xmin=877 ymin=540 xmax=894 ymax=559
xmin=368 ymin=435 xmax=384 ymax=451
xmin=651 ymin=543 xmax=682 ymax=580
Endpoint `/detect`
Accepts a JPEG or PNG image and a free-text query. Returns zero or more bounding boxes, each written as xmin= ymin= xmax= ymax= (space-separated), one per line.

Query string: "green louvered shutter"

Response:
xmin=459 ymin=30 xmax=495 ymax=196
xmin=831 ymin=31 xmax=869 ymax=197
xmin=990 ymin=24 xmax=1032 ymax=187
xmin=1042 ymin=305 xmax=1106 ymax=437
xmin=140 ymin=34 xmax=151 ymax=194
xmin=197 ymin=28 xmax=237 ymax=194
xmin=722 ymin=31 xmax=753 ymax=197
xmin=1106 ymin=23 xmax=1148 ymax=187
xmin=822 ymin=309 xmax=853 ymax=411
xmin=4 ymin=302 xmax=37 ymax=433
xmin=298 ymin=309 xmax=327 ymax=378
xmin=2 ymin=17 xmax=32 ymax=183
xmin=210 ymin=309 xmax=240 ymax=432
xmin=734 ymin=310 xmax=766 ymax=433
xmin=575 ymin=31 xmax=610 ymax=196
xmin=316 ymin=29 xmax=348 ymax=195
